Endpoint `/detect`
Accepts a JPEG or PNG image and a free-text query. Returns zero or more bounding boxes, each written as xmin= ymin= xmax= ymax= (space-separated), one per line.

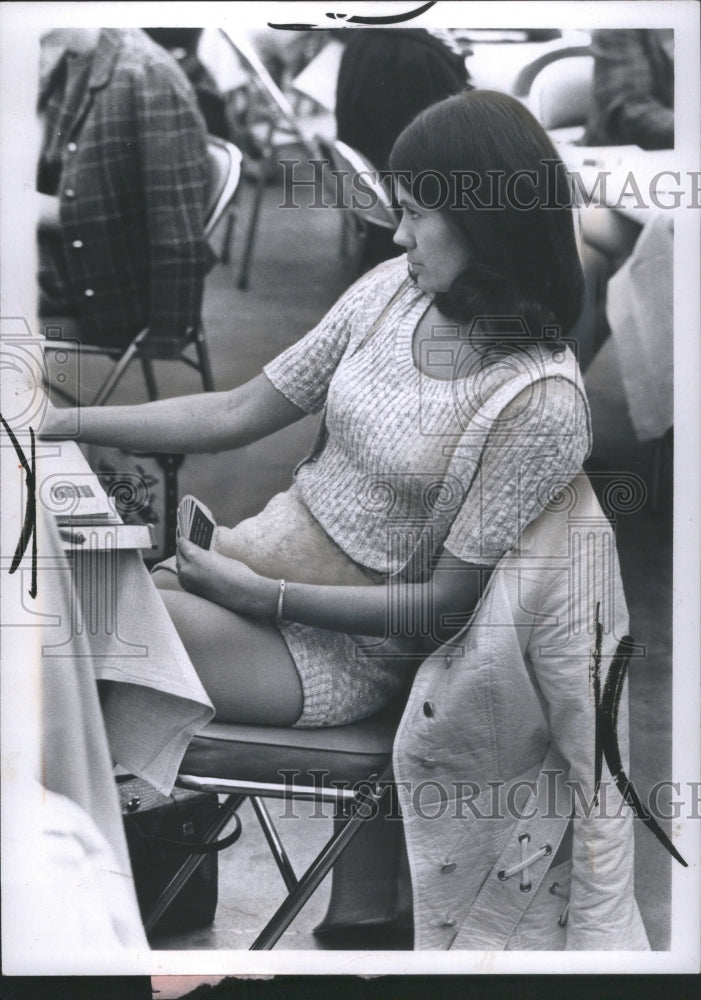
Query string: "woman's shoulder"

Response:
xmin=337 ymin=254 xmax=415 ymax=325
xmin=354 ymin=254 xmax=411 ymax=298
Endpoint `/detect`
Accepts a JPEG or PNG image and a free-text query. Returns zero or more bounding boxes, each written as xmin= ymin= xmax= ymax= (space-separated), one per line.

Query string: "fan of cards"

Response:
xmin=176 ymin=494 xmax=217 ymax=550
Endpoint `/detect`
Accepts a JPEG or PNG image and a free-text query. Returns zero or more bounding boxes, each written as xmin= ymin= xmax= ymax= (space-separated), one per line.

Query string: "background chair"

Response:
xmin=527 ymin=55 xmax=594 ymax=144
xmin=43 ymin=136 xmax=243 ymax=406
xmin=512 ymin=45 xmax=592 ymax=99
xmin=217 ymin=28 xmax=331 ymax=291
xmin=316 ymin=139 xmax=398 ymax=276
xmin=143 ymin=702 xmax=410 ymax=950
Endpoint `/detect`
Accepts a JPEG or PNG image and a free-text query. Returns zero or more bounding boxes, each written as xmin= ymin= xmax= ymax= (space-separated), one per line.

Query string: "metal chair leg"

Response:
xmin=194 ymin=325 xmax=216 ymax=392
xmin=141 ymin=355 xmax=159 ymax=401
xmin=90 ymin=343 xmax=140 ymax=405
xmin=250 ymin=797 xmax=298 ymax=893
xmin=250 ymin=783 xmax=388 ymax=950
xmin=238 ymin=169 xmax=267 ymax=291
xmin=220 ymin=209 xmax=237 ymax=266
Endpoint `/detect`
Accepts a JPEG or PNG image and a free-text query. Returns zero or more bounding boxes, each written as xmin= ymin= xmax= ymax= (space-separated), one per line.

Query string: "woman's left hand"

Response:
xmin=176 ymin=538 xmax=273 ymax=616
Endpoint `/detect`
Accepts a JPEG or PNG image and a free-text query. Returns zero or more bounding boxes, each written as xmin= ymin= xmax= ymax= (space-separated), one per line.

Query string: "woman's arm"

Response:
xmin=176 ymin=540 xmax=492 ymax=652
xmin=41 ymin=373 xmax=307 ymax=453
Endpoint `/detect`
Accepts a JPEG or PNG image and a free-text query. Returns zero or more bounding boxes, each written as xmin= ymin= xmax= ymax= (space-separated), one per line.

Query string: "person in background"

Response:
xmin=37 ymin=28 xmax=210 ymax=355
xmin=335 ymin=28 xmax=470 ymax=269
xmin=144 ymin=28 xmax=230 ymax=140
xmin=584 ymin=28 xmax=674 ymax=150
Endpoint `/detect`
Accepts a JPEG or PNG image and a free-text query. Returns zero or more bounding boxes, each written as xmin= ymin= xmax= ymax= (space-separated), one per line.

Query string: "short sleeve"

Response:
xmin=263 ymin=264 xmax=398 ymax=414
xmin=444 ymin=378 xmax=591 ymax=565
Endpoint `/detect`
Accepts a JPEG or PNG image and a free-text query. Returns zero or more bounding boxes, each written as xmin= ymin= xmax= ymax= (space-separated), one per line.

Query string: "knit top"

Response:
xmin=263 ymin=256 xmax=591 ymax=574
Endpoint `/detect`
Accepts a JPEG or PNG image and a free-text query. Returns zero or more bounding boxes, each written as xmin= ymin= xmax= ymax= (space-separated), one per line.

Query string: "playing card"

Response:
xmin=177 ymin=494 xmax=216 ymax=549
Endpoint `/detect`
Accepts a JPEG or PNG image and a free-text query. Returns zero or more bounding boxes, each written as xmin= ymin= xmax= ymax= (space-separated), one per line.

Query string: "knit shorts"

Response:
xmin=213 ymin=484 xmax=414 ymax=727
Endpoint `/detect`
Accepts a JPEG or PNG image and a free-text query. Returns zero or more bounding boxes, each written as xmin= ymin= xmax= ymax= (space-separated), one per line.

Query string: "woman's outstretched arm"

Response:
xmin=40 ymin=373 xmax=307 ymax=453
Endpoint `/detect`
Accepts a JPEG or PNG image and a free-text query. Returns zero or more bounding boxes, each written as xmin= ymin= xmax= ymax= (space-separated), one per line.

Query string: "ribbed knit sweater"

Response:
xmin=264 ymin=255 xmax=591 ymax=575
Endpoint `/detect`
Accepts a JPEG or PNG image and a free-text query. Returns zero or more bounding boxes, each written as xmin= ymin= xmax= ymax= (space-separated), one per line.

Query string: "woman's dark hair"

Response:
xmin=388 ymin=89 xmax=585 ymax=336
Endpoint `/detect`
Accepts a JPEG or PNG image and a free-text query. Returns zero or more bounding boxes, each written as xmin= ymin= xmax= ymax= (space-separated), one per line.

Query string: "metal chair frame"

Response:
xmin=43 ymin=136 xmax=243 ymax=406
xmin=144 ymin=767 xmax=395 ymax=950
xmin=315 ymin=139 xmax=398 ymax=269
xmin=216 ymin=28 xmax=326 ymax=291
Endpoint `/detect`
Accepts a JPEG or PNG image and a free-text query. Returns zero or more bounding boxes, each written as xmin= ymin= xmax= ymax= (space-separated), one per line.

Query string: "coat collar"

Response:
xmin=87 ymin=28 xmax=124 ymax=91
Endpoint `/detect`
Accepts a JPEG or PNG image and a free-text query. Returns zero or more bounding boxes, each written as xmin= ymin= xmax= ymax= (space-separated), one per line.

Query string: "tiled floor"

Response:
xmin=74 ymin=165 xmax=673 ymax=953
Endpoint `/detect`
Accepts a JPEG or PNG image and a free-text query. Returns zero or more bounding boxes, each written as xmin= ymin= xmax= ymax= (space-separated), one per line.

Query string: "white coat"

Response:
xmin=393 ymin=473 xmax=650 ymax=950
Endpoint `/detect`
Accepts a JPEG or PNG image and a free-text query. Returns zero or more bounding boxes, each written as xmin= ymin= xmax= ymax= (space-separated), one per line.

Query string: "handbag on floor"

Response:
xmin=117 ymin=775 xmax=241 ymax=938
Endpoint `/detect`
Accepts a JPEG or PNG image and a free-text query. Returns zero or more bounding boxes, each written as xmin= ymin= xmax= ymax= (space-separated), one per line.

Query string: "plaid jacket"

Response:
xmin=584 ymin=29 xmax=674 ymax=151
xmin=38 ymin=29 xmax=210 ymax=351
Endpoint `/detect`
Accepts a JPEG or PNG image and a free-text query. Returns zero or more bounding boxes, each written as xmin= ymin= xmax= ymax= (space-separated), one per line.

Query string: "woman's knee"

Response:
xmin=158 ymin=589 xmax=304 ymax=726
xmin=151 ymin=556 xmax=182 ymax=591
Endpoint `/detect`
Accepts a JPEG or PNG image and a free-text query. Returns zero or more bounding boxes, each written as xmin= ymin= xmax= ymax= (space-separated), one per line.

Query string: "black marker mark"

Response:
xmin=592 ymin=607 xmax=687 ymax=867
xmin=0 ymin=412 xmax=37 ymax=598
xmin=269 ymin=0 xmax=436 ymax=30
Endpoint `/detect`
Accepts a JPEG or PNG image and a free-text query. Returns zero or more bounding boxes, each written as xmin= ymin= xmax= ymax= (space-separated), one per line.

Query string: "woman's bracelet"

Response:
xmin=275 ymin=579 xmax=286 ymax=623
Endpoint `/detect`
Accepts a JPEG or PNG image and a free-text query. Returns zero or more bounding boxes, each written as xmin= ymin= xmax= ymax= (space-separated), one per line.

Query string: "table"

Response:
xmin=1 ymin=347 xmax=214 ymax=969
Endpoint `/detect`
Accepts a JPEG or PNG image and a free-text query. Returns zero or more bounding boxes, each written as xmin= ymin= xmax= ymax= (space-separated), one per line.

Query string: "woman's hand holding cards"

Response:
xmin=175 ymin=537 xmax=277 ymax=618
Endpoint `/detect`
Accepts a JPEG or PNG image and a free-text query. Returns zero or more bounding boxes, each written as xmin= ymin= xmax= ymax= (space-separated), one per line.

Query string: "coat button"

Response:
xmin=421 ymin=757 xmax=437 ymax=769
xmin=84 ymin=288 xmax=94 ymax=297
xmin=423 ymin=701 xmax=434 ymax=717
xmin=441 ymin=862 xmax=457 ymax=874
xmin=66 ymin=142 xmax=77 ymax=153
xmin=71 ymin=239 xmax=84 ymax=249
xmin=64 ymin=188 xmax=76 ymax=199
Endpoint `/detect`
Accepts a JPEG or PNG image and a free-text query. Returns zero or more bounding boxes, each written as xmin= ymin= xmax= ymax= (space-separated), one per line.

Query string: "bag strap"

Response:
xmin=130 ymin=812 xmax=243 ymax=855
xmin=117 ymin=773 xmax=243 ymax=854
xmin=449 ymin=744 xmax=570 ymax=950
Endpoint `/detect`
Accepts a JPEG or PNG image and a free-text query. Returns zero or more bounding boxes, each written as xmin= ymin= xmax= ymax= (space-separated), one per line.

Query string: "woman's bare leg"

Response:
xmin=151 ymin=557 xmax=181 ymax=592
xmin=159 ymin=588 xmax=304 ymax=726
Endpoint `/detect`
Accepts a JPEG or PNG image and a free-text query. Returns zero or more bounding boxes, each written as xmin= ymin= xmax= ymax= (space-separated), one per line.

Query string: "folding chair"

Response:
xmin=316 ymin=139 xmax=399 ymax=274
xmin=217 ymin=28 xmax=330 ymax=291
xmin=511 ymin=45 xmax=591 ymax=98
xmin=143 ymin=702 xmax=410 ymax=950
xmin=527 ymin=55 xmax=595 ymax=145
xmin=290 ymin=38 xmax=344 ymax=115
xmin=43 ymin=136 xmax=243 ymax=406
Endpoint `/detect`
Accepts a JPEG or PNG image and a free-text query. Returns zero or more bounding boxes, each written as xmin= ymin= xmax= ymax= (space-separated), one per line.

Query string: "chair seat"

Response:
xmin=180 ymin=704 xmax=400 ymax=788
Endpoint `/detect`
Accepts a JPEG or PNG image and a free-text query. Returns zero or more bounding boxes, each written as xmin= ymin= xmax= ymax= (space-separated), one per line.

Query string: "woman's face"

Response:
xmin=393 ymin=183 xmax=472 ymax=295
